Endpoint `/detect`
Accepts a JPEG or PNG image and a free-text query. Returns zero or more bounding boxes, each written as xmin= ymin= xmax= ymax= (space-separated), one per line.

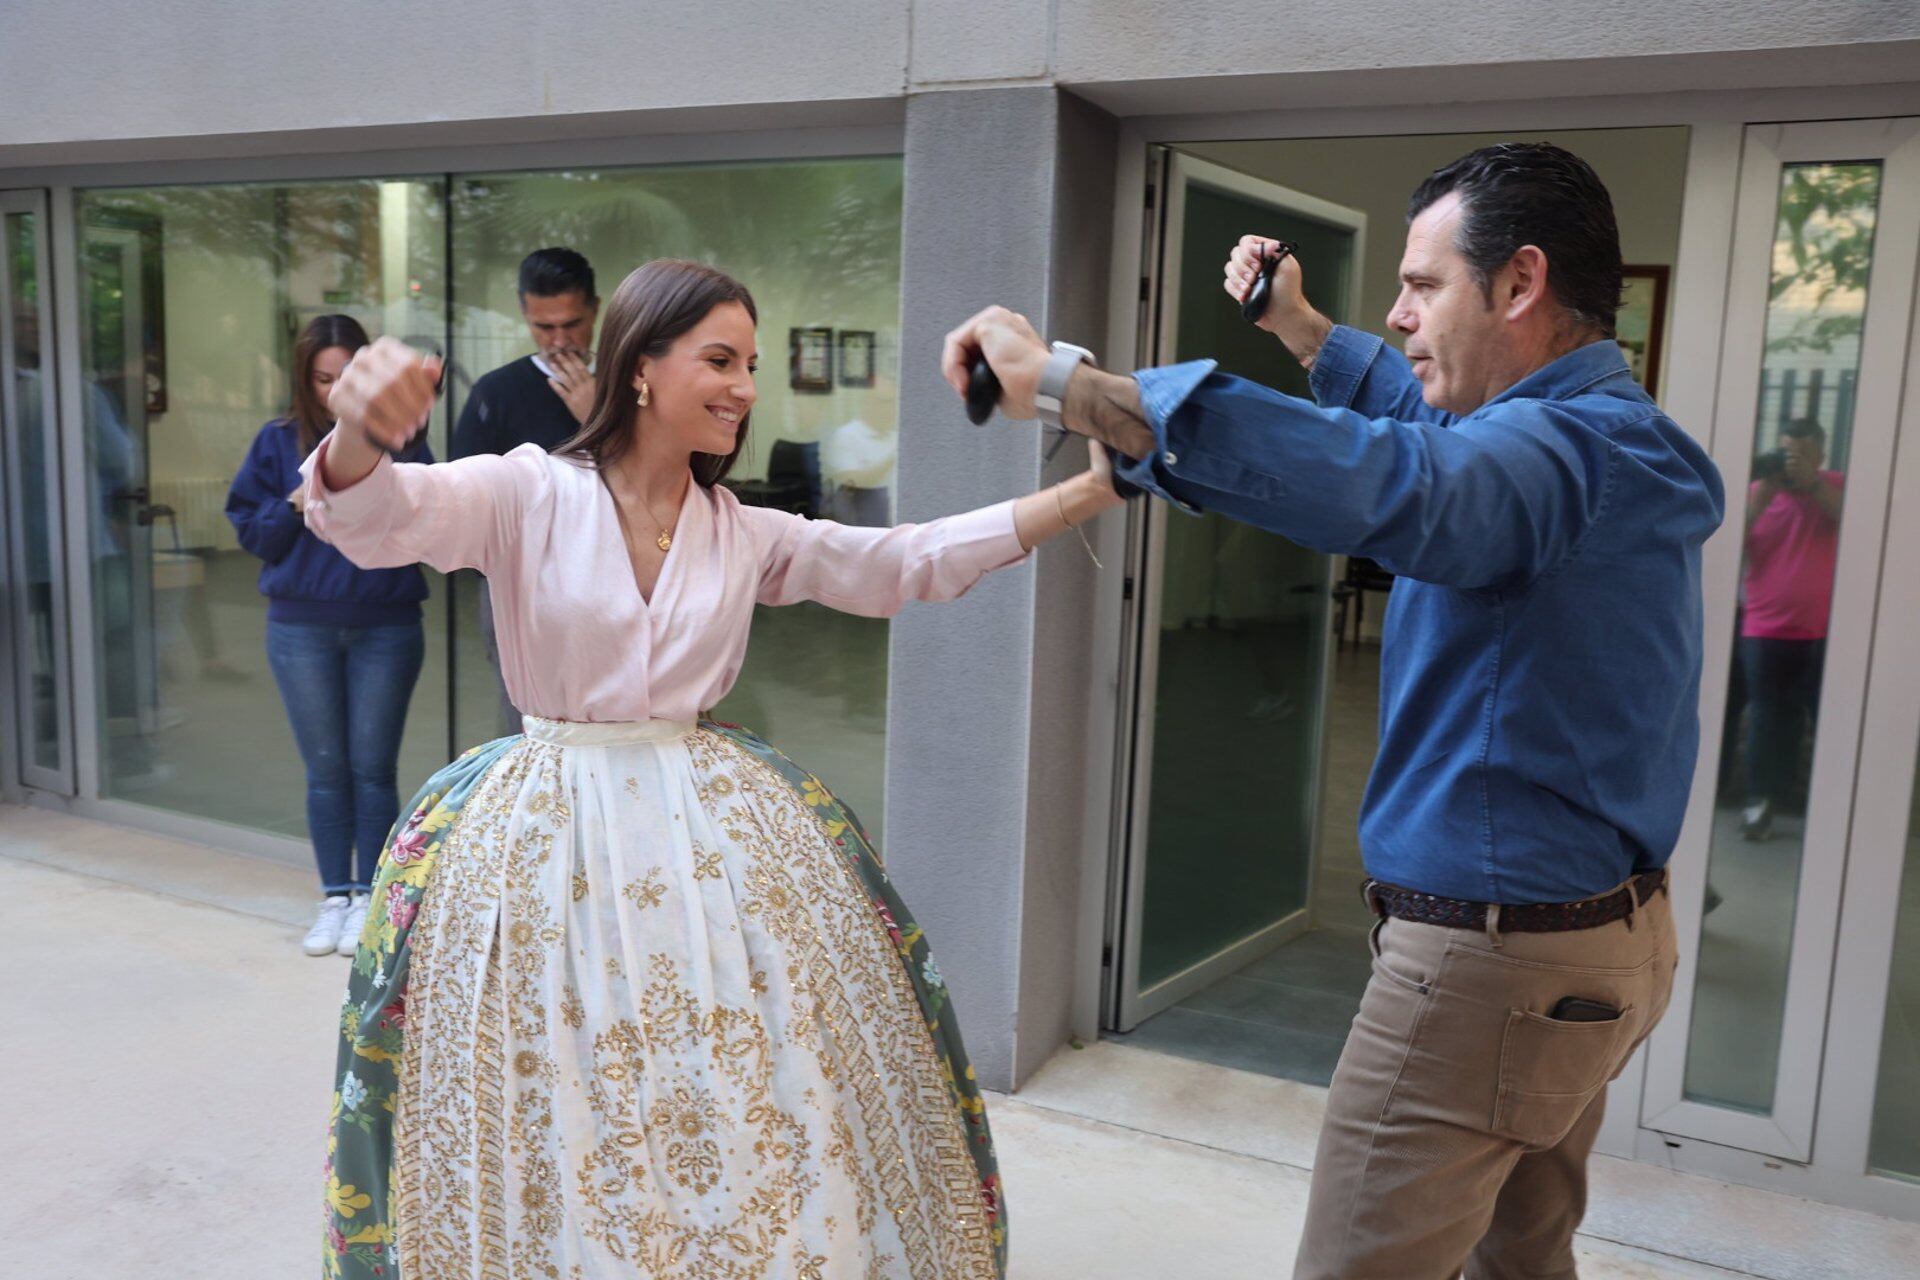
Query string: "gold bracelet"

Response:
xmin=1054 ymin=484 xmax=1102 ymax=569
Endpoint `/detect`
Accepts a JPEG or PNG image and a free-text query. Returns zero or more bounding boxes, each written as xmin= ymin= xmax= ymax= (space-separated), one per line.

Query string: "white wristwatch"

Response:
xmin=1035 ymin=341 xmax=1096 ymax=429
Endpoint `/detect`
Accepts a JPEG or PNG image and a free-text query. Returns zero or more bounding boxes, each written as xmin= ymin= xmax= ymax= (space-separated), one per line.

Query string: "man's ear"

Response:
xmin=1503 ymin=245 xmax=1552 ymax=323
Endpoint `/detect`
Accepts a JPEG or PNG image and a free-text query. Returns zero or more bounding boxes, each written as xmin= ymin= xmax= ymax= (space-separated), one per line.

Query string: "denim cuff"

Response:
xmin=1108 ymin=361 xmax=1217 ymax=513
xmin=1307 ymin=325 xmax=1384 ymax=410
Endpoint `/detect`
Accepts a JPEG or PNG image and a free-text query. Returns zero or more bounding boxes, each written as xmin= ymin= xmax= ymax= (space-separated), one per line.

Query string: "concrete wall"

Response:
xmin=1055 ymin=0 xmax=1920 ymax=84
xmin=3 ymin=2 xmax=1915 ymax=164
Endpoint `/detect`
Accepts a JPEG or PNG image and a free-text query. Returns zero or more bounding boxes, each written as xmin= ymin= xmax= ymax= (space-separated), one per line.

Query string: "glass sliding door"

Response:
xmin=1810 ymin=126 xmax=1920 ymax=1206
xmin=52 ymin=156 xmax=907 ymax=860
xmin=73 ymin=178 xmax=452 ymax=841
xmin=1643 ymin=119 xmax=1920 ymax=1169
xmin=1111 ymin=151 xmax=1363 ymax=1032
xmin=1681 ymin=159 xmax=1881 ymax=1116
xmin=2 ymin=190 xmax=74 ymax=794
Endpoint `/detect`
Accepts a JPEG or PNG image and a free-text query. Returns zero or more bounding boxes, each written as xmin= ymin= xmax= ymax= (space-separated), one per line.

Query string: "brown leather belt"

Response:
xmin=1362 ymin=869 xmax=1668 ymax=934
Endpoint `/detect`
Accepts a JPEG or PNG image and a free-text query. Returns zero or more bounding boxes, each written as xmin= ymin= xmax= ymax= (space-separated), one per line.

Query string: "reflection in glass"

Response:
xmin=1684 ymin=163 xmax=1880 ymax=1113
xmin=449 ymin=160 xmax=905 ymax=838
xmin=1868 ymin=749 xmax=1920 ymax=1180
xmin=5 ymin=210 xmax=64 ymax=773
xmin=75 ymin=179 xmax=453 ymax=834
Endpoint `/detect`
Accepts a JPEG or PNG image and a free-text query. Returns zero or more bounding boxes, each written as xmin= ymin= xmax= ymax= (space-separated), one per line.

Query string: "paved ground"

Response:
xmin=5 ymin=803 xmax=1916 ymax=1279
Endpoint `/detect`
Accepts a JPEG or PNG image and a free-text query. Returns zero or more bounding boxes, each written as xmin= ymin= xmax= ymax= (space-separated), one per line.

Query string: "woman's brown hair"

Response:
xmin=289 ymin=314 xmax=372 ymax=458
xmin=557 ymin=259 xmax=758 ymax=487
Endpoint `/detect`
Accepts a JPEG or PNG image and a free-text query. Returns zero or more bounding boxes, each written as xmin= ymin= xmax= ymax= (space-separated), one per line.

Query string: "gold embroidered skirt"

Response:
xmin=392 ymin=717 xmax=999 ymax=1279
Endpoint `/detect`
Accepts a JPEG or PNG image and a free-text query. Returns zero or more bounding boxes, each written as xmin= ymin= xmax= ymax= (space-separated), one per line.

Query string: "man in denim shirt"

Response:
xmin=945 ymin=144 xmax=1724 ymax=1279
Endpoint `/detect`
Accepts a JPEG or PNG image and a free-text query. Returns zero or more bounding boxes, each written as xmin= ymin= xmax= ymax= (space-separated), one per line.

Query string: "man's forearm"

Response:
xmin=1273 ymin=306 xmax=1336 ymax=372
xmin=1062 ymin=367 xmax=1157 ymax=459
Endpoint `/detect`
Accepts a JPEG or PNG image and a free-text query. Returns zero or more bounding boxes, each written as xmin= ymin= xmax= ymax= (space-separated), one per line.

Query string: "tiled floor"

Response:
xmin=1119 ymin=644 xmax=1381 ymax=1086
xmin=1118 ymin=928 xmax=1368 ymax=1086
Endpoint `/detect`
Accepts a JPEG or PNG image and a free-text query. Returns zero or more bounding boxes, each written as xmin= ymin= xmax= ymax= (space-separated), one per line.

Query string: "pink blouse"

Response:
xmin=300 ymin=438 xmax=1029 ymax=724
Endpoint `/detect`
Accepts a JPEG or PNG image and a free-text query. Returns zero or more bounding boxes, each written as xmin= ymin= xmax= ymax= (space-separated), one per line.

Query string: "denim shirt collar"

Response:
xmin=1478 ymin=338 xmax=1635 ymax=414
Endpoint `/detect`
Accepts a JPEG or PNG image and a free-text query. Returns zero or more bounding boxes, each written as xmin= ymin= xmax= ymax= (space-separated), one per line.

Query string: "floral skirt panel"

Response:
xmin=323 ymin=718 xmax=1004 ymax=1280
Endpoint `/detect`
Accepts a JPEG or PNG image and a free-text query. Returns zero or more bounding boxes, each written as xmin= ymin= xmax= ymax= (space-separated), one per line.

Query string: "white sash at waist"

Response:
xmin=520 ymin=716 xmax=697 ymax=747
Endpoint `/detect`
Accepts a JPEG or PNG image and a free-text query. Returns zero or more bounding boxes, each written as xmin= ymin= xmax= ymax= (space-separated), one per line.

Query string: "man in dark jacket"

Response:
xmin=451 ymin=247 xmax=599 ymax=732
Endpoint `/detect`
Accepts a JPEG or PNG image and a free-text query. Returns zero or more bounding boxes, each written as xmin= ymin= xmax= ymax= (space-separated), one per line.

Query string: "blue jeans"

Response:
xmin=265 ymin=621 xmax=425 ymax=894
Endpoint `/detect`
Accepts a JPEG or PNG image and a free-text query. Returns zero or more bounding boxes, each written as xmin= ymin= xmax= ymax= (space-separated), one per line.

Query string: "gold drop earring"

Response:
xmin=636 ymin=381 xmax=651 ymax=407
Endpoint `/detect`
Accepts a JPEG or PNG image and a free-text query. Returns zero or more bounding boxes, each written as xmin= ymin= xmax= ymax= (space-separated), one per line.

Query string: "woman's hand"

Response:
xmin=320 ymin=337 xmax=442 ymax=490
xmin=332 ymin=337 xmax=442 ymax=451
xmin=1085 ymin=435 xmax=1117 ymax=492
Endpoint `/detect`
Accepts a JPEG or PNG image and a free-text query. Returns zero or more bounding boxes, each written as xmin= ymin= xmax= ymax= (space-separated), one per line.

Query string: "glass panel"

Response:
xmin=75 ymin=180 xmax=453 ymax=851
xmin=1684 ymin=162 xmax=1882 ymax=1112
xmin=1136 ymin=182 xmax=1351 ymax=988
xmin=448 ymin=159 xmax=903 ymax=839
xmin=5 ymin=209 xmax=64 ymax=775
xmin=1869 ymin=744 xmax=1920 ymax=1180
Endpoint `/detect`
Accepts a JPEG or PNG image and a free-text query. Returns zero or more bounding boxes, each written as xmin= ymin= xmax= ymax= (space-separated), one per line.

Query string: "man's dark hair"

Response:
xmin=1408 ymin=142 xmax=1623 ymax=338
xmin=1781 ymin=417 xmax=1827 ymax=448
xmin=518 ymin=247 xmax=596 ymax=303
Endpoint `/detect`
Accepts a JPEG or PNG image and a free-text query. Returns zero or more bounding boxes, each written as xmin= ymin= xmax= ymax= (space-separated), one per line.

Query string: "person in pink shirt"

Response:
xmin=1738 ymin=416 xmax=1844 ymax=840
xmin=305 ymin=259 xmax=1125 ymax=1280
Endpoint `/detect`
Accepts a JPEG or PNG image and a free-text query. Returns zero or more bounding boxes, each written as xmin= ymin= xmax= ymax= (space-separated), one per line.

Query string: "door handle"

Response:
xmin=110 ymin=486 xmax=167 ymax=527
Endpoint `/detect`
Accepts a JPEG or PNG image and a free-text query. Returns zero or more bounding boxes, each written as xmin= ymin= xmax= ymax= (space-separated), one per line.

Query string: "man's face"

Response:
xmin=520 ymin=290 xmax=598 ymax=357
xmin=1385 ymin=192 xmax=1508 ymax=415
xmin=1782 ymin=432 xmax=1824 ymax=475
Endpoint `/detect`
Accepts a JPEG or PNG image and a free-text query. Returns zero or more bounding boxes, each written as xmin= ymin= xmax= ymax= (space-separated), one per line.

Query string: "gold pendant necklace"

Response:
xmin=635 ymin=486 xmax=676 ymax=553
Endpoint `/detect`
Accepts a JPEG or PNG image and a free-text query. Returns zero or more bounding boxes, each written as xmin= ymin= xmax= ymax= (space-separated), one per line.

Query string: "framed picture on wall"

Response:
xmin=837 ymin=330 xmax=876 ymax=387
xmin=790 ymin=326 xmax=834 ymax=392
xmin=1617 ymin=264 xmax=1670 ymax=399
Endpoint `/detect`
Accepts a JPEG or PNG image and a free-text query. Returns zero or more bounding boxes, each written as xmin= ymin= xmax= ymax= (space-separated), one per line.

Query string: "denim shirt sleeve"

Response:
xmin=1310 ymin=324 xmax=1457 ymax=426
xmin=1108 ymin=354 xmax=1606 ymax=590
xmin=1108 ymin=360 xmax=1216 ymax=510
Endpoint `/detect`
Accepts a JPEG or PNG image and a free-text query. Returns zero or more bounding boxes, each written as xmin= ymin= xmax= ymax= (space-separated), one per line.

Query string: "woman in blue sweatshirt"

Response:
xmin=226 ymin=314 xmax=432 ymax=957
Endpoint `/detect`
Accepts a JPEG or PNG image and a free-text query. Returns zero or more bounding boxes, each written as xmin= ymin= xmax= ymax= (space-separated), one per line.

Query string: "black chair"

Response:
xmin=1332 ymin=556 xmax=1395 ymax=649
xmin=730 ymin=440 xmax=820 ymax=517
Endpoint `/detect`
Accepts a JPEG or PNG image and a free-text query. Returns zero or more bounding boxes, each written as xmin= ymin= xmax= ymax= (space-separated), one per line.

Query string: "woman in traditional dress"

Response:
xmin=310 ymin=259 xmax=1125 ymax=1280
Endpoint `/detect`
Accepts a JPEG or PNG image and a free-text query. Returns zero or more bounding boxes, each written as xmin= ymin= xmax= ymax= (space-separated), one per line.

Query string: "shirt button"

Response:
xmin=1164 ymin=451 xmax=1179 ymax=467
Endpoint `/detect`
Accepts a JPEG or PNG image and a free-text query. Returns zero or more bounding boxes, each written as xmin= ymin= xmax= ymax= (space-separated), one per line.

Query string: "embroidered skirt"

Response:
xmin=322 ymin=717 xmax=1004 ymax=1280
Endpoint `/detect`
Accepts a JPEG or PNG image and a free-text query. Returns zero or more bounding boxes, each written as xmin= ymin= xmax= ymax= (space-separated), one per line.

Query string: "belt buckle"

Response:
xmin=1360 ymin=879 xmax=1388 ymax=920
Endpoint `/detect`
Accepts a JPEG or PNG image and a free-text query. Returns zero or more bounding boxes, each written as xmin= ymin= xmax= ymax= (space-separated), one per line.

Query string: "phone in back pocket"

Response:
xmin=1550 ymin=996 xmax=1621 ymax=1023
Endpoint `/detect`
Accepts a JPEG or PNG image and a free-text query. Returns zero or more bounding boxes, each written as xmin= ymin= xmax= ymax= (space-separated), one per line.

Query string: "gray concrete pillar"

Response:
xmin=886 ymin=86 xmax=1119 ymax=1089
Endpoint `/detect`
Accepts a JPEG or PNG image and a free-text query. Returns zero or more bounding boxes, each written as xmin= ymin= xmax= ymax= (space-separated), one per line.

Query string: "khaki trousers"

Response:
xmin=1295 ymin=884 xmax=1677 ymax=1280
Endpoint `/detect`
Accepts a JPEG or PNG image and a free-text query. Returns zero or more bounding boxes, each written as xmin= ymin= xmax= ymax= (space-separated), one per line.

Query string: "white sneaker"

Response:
xmin=304 ymin=896 xmax=351 ymax=956
xmin=336 ymin=893 xmax=371 ymax=956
